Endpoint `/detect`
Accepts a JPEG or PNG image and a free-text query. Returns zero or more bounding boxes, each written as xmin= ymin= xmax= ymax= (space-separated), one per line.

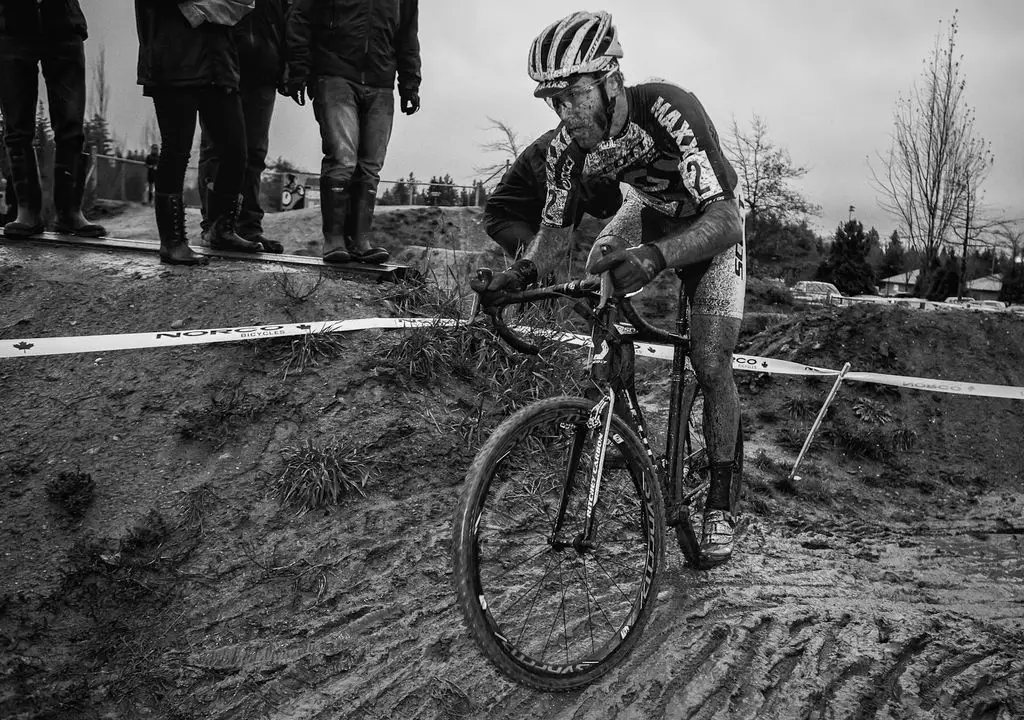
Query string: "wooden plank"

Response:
xmin=1 ymin=231 xmax=407 ymax=281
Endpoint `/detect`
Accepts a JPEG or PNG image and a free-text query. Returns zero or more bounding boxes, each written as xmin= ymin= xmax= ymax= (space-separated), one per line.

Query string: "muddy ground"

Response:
xmin=1 ymin=204 xmax=1022 ymax=719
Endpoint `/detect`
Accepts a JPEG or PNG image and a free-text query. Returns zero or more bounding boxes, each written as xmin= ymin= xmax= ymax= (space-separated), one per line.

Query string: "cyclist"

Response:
xmin=484 ymin=127 xmax=623 ymax=260
xmin=471 ymin=10 xmax=746 ymax=565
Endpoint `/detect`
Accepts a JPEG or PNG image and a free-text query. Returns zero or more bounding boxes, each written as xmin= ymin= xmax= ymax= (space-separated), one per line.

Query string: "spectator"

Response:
xmin=285 ymin=0 xmax=421 ymax=264
xmin=144 ymin=143 xmax=158 ymax=205
xmin=134 ymin=0 xmax=266 ymax=266
xmin=484 ymin=128 xmax=622 ymax=260
xmin=198 ymin=0 xmax=286 ymax=254
xmin=0 ymin=0 xmax=106 ymax=238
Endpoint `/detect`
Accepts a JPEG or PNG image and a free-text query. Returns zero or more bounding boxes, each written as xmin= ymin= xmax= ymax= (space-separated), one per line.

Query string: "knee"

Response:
xmin=691 ymin=345 xmax=735 ymax=390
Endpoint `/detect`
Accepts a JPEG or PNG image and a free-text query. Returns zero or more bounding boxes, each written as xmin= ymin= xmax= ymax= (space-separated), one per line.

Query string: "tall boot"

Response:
xmin=345 ymin=180 xmax=389 ymax=264
xmin=320 ymin=176 xmax=351 ymax=264
xmin=155 ymin=193 xmax=208 ymax=266
xmin=201 ymin=190 xmax=261 ymax=253
xmin=53 ymin=153 xmax=106 ymax=237
xmin=3 ymin=147 xmax=45 ymax=238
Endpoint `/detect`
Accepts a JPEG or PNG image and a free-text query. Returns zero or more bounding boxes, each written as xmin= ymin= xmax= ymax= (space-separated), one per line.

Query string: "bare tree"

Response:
xmin=870 ymin=12 xmax=993 ymax=293
xmin=724 ymin=114 xmax=819 ymax=225
xmin=140 ymin=110 xmax=160 ymax=151
xmin=475 ymin=117 xmax=522 ymax=186
xmin=88 ymin=44 xmax=110 ymax=120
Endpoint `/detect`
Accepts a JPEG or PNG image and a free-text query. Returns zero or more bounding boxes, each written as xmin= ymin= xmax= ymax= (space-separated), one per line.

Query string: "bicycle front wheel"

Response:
xmin=674 ymin=383 xmax=745 ymax=567
xmin=452 ymin=396 xmax=665 ymax=691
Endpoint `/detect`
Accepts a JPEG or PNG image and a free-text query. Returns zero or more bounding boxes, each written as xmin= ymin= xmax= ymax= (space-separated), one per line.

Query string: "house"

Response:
xmin=879 ymin=270 xmax=919 ymax=297
xmin=966 ymin=274 xmax=1003 ymax=301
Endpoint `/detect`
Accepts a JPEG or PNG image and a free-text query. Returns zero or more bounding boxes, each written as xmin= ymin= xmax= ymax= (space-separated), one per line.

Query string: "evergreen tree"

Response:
xmin=879 ymin=231 xmax=907 ymax=280
xmin=815 ymin=219 xmax=878 ymax=295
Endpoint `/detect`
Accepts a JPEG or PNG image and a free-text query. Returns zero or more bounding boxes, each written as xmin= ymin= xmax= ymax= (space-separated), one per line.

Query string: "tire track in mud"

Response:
xmin=160 ymin=485 xmax=1023 ymax=720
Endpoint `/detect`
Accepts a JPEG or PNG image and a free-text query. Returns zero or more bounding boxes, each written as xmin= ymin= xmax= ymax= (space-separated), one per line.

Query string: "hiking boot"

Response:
xmin=203 ymin=191 xmax=261 ymax=253
xmin=700 ymin=509 xmax=735 ymax=565
xmin=246 ymin=233 xmax=284 ymax=254
xmin=155 ymin=193 xmax=208 ymax=266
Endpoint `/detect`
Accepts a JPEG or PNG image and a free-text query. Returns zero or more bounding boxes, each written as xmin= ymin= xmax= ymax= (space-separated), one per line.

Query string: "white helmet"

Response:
xmin=528 ymin=11 xmax=623 ymax=97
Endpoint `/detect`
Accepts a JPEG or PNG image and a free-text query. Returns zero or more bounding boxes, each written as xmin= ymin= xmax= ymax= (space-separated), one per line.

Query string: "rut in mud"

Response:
xmin=1 ymin=204 xmax=1022 ymax=719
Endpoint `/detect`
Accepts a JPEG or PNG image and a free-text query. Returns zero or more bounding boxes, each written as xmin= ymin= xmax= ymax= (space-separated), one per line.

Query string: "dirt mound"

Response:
xmin=1 ymin=217 xmax=1022 ymax=719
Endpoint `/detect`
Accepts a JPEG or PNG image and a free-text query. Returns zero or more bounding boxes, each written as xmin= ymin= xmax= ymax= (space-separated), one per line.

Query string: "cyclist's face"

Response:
xmin=546 ymin=74 xmax=608 ymax=149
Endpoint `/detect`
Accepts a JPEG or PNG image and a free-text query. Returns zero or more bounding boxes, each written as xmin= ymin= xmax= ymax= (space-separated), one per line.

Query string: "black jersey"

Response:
xmin=542 ymin=81 xmax=737 ymax=228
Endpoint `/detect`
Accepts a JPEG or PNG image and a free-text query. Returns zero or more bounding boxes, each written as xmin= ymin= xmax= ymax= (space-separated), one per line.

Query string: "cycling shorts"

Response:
xmin=596 ymin=192 xmax=746 ymax=319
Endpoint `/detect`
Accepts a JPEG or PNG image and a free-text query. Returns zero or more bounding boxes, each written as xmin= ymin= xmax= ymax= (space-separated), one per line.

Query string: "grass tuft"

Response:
xmin=378 ymin=266 xmax=466 ymax=319
xmin=780 ymin=395 xmax=819 ymax=421
xmin=278 ymin=323 xmax=348 ymax=378
xmin=274 ymin=438 xmax=370 ymax=513
xmin=852 ymin=398 xmax=894 ymax=424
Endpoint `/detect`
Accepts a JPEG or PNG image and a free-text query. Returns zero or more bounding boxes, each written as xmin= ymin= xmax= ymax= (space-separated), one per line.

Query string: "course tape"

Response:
xmin=2 ymin=317 xmax=1023 ymax=401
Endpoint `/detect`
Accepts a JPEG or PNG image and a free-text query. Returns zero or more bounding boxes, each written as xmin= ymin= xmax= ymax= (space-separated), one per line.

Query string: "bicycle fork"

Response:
xmin=548 ymin=386 xmax=616 ymax=553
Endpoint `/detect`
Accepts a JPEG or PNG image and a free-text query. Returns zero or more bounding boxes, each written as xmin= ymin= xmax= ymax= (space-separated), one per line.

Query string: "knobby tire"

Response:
xmin=452 ymin=396 xmax=665 ymax=691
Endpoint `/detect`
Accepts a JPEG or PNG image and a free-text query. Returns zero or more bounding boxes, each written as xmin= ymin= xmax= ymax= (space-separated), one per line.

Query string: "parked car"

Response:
xmin=791 ymin=281 xmax=843 ymax=306
xmin=964 ymin=299 xmax=1008 ymax=312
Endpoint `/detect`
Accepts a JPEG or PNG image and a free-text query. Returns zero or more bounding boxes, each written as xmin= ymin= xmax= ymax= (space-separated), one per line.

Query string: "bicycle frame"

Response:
xmin=483 ymin=282 xmax=694 ymax=548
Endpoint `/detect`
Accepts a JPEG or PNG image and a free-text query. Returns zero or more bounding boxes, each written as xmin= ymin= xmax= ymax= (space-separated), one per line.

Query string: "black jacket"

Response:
xmin=134 ymin=0 xmax=240 ymax=92
xmin=485 ymin=130 xmax=623 ymax=232
xmin=235 ymin=0 xmax=288 ymax=87
xmin=0 ymin=0 xmax=88 ymax=39
xmin=286 ymin=0 xmax=420 ymax=93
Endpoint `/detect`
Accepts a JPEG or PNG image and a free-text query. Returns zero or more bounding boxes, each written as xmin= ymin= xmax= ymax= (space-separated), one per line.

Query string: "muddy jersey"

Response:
xmin=542 ymin=81 xmax=738 ymax=228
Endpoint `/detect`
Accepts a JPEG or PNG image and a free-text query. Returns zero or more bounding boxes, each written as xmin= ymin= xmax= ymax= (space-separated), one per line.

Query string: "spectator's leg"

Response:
xmin=312 ymin=76 xmax=359 ymax=262
xmin=197 ymin=120 xmax=217 ymax=233
xmin=344 ymin=84 xmax=393 ymax=263
xmin=237 ymin=83 xmax=280 ymax=252
xmin=0 ymin=36 xmax=45 ymax=237
xmin=196 ymin=88 xmax=260 ymax=253
xmin=45 ymin=37 xmax=105 ymax=236
xmin=151 ymin=88 xmax=207 ymax=265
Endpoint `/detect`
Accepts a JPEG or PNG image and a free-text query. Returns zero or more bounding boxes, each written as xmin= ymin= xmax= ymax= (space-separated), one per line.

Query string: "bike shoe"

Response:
xmin=700 ymin=509 xmax=735 ymax=565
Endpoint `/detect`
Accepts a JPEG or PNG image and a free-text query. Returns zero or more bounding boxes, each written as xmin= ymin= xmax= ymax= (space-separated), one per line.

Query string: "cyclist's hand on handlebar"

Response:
xmin=470 ymin=259 xmax=538 ymax=308
xmin=587 ymin=243 xmax=667 ymax=295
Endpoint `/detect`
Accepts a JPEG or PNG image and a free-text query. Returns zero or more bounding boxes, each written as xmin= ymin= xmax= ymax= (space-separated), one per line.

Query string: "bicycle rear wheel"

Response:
xmin=674 ymin=382 xmax=744 ymax=567
xmin=452 ymin=396 xmax=664 ymax=691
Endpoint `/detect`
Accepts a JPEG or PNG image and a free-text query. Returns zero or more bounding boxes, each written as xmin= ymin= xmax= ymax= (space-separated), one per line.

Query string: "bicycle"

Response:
xmin=452 ymin=272 xmax=744 ymax=691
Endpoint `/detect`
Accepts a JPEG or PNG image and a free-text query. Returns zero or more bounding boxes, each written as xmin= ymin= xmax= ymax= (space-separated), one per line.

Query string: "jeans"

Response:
xmin=0 ymin=36 xmax=86 ymax=176
xmin=150 ymin=87 xmax=246 ymax=196
xmin=312 ymin=76 xmax=394 ymax=194
xmin=198 ymin=84 xmax=276 ymax=236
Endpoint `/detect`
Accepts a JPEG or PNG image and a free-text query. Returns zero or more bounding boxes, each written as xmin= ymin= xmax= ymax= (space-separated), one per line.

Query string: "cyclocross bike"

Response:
xmin=452 ymin=272 xmax=744 ymax=691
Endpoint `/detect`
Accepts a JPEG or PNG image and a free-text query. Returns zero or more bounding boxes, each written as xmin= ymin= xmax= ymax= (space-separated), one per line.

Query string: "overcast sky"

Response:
xmin=87 ymin=0 xmax=1024 ymax=238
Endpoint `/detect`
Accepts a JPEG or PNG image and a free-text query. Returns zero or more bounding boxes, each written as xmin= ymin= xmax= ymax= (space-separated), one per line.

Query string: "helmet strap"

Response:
xmin=598 ymin=78 xmax=617 ymax=141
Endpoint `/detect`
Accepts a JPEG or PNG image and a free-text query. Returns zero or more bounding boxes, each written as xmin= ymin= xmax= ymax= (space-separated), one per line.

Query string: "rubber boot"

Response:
xmin=320 ymin=176 xmax=351 ymax=263
xmin=3 ymin=147 xmax=45 ymax=238
xmin=345 ymin=180 xmax=389 ymax=264
xmin=53 ymin=155 xmax=106 ymax=237
xmin=202 ymin=190 xmax=261 ymax=253
xmin=155 ymin=193 xmax=208 ymax=266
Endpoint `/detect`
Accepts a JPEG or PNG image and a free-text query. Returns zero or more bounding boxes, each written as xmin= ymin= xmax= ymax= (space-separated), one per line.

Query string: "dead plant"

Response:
xmin=45 ymin=468 xmax=95 ymax=518
xmin=273 ymin=269 xmax=326 ymax=303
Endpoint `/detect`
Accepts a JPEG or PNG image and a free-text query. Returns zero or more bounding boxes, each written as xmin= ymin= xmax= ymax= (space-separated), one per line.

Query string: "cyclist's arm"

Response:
xmin=521 ymin=224 xmax=574 ymax=280
xmin=527 ymin=127 xmax=585 ymax=279
xmin=652 ymin=197 xmax=742 ymax=269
